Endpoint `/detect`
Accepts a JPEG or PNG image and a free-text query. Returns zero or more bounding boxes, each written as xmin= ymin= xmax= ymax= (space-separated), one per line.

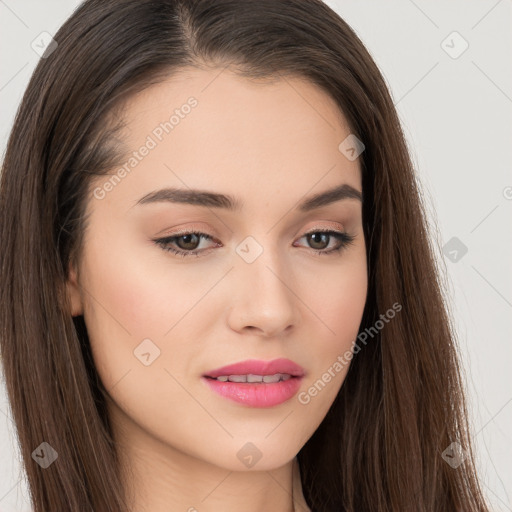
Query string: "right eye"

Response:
xmin=153 ymin=231 xmax=220 ymax=258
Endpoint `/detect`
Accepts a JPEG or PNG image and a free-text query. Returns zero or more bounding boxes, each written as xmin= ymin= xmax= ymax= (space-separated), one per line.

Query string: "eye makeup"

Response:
xmin=153 ymin=227 xmax=356 ymax=259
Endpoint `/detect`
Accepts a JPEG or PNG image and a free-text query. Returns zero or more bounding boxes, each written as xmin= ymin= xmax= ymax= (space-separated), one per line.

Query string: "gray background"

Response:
xmin=0 ymin=1 xmax=511 ymax=510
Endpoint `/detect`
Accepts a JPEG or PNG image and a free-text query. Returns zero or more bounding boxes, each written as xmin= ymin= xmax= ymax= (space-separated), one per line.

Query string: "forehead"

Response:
xmin=91 ymin=67 xmax=362 ymax=214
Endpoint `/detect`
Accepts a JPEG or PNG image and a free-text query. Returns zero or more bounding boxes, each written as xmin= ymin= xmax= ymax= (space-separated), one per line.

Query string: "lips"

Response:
xmin=202 ymin=358 xmax=305 ymax=408
xmin=203 ymin=358 xmax=305 ymax=379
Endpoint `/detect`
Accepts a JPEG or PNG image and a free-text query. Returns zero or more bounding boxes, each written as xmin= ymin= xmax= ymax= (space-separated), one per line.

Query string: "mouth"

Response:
xmin=201 ymin=358 xmax=305 ymax=408
xmin=205 ymin=373 xmax=294 ymax=383
xmin=203 ymin=357 xmax=305 ymax=379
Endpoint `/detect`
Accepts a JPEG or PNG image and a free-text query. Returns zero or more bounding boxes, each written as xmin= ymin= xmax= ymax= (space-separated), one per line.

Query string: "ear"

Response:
xmin=66 ymin=261 xmax=84 ymax=317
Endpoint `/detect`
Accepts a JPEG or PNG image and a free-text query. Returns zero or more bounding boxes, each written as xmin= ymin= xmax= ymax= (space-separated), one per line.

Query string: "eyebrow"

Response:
xmin=135 ymin=183 xmax=362 ymax=212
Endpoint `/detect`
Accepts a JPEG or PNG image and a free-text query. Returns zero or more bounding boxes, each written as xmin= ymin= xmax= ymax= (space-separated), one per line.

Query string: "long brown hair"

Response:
xmin=0 ymin=0 xmax=490 ymax=510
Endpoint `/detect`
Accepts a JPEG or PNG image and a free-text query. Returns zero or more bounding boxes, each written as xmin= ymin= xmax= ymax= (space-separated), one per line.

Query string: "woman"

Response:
xmin=0 ymin=0 xmax=490 ymax=510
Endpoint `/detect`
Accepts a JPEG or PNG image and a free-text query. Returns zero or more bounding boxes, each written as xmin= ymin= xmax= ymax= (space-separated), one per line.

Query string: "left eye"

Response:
xmin=153 ymin=229 xmax=355 ymax=258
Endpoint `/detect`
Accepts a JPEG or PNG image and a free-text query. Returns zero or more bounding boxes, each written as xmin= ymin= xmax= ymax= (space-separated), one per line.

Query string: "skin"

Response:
xmin=66 ymin=66 xmax=368 ymax=512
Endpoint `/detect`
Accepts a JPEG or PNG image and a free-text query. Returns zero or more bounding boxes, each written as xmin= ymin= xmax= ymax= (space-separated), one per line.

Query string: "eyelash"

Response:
xmin=153 ymin=229 xmax=356 ymax=258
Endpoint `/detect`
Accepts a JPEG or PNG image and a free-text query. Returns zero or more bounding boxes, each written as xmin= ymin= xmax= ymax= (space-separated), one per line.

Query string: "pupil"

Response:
xmin=309 ymin=232 xmax=328 ymax=249
xmin=178 ymin=234 xmax=199 ymax=250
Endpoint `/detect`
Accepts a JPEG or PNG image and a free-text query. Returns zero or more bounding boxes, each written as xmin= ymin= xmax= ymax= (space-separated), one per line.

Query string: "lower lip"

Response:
xmin=201 ymin=376 xmax=303 ymax=407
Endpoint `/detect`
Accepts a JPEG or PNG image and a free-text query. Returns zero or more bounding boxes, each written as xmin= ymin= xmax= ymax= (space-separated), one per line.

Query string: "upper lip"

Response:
xmin=203 ymin=358 xmax=305 ymax=378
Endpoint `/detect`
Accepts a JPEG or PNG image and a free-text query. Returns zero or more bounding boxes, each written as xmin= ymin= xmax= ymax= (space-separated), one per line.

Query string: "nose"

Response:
xmin=226 ymin=243 xmax=300 ymax=338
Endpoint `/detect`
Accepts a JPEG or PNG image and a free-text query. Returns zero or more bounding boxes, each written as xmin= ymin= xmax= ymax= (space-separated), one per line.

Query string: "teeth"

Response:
xmin=228 ymin=375 xmax=247 ymax=383
xmin=213 ymin=373 xmax=292 ymax=383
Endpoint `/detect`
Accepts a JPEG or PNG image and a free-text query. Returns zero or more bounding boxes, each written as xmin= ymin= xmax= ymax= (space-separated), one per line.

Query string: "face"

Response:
xmin=67 ymin=67 xmax=367 ymax=474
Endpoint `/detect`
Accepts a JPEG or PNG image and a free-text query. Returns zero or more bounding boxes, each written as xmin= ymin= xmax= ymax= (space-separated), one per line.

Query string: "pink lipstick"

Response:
xmin=202 ymin=358 xmax=305 ymax=408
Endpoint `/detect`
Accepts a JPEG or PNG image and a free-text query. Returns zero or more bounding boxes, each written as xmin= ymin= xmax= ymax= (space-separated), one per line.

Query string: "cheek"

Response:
xmin=312 ymin=274 xmax=367 ymax=339
xmin=78 ymin=229 xmax=226 ymax=390
xmin=304 ymin=251 xmax=368 ymax=350
xmin=294 ymin=251 xmax=367 ymax=410
xmin=81 ymin=228 xmax=215 ymax=338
